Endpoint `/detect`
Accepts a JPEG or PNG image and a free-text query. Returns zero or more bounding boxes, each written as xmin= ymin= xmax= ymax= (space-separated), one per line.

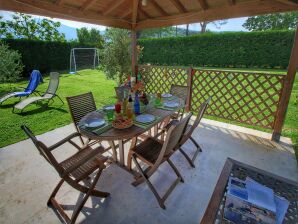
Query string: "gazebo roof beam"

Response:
xmin=198 ymin=0 xmax=209 ymax=10
xmin=132 ymin=0 xmax=139 ymax=28
xmin=80 ymin=0 xmax=98 ymax=11
xmin=103 ymin=0 xmax=126 ymax=16
xmin=136 ymin=0 xmax=298 ymax=30
xmin=4 ymin=0 xmax=131 ymax=29
xmin=150 ymin=0 xmax=169 ymax=16
xmin=169 ymin=0 xmax=187 ymax=13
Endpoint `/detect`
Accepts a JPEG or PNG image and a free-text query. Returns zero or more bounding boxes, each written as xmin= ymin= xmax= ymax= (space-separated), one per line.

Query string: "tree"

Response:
xmin=0 ymin=42 xmax=23 ymax=83
xmin=101 ymin=28 xmax=132 ymax=84
xmin=76 ymin=27 xmax=104 ymax=48
xmin=199 ymin=20 xmax=227 ymax=33
xmin=0 ymin=13 xmax=65 ymax=41
xmin=243 ymin=12 xmax=298 ymax=31
xmin=139 ymin=27 xmax=175 ymax=38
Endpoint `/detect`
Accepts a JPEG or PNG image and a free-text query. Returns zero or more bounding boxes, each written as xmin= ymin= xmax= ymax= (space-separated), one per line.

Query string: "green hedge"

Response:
xmin=138 ymin=31 xmax=294 ymax=69
xmin=3 ymin=39 xmax=92 ymax=76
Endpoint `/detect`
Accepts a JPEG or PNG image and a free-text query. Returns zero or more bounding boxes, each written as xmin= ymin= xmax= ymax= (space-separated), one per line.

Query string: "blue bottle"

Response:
xmin=134 ymin=92 xmax=140 ymax=115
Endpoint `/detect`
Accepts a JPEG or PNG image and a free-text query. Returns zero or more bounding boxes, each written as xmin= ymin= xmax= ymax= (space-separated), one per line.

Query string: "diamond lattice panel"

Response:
xmin=139 ymin=65 xmax=189 ymax=94
xmin=191 ymin=69 xmax=285 ymax=129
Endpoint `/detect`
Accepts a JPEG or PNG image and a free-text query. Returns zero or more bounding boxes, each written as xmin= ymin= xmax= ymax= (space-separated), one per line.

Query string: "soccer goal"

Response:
xmin=69 ymin=48 xmax=100 ymax=74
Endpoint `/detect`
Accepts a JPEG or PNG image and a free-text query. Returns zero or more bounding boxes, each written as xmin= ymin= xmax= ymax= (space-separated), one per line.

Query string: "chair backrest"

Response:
xmin=66 ymin=92 xmax=97 ymax=126
xmin=25 ymin=70 xmax=43 ymax=93
xmin=170 ymin=85 xmax=189 ymax=103
xmin=45 ymin=72 xmax=60 ymax=95
xmin=21 ymin=125 xmax=61 ymax=173
xmin=181 ymin=97 xmax=211 ymax=143
xmin=156 ymin=113 xmax=192 ymax=164
xmin=115 ymin=86 xmax=130 ymax=101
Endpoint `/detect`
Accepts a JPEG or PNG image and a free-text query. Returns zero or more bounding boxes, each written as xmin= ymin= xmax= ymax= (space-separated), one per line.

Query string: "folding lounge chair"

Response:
xmin=13 ymin=72 xmax=63 ymax=113
xmin=21 ymin=125 xmax=110 ymax=224
xmin=0 ymin=70 xmax=43 ymax=105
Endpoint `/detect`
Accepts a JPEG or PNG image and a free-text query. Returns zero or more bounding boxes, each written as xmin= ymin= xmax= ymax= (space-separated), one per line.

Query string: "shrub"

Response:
xmin=2 ymin=39 xmax=92 ymax=76
xmin=138 ymin=31 xmax=294 ymax=69
xmin=0 ymin=43 xmax=23 ymax=83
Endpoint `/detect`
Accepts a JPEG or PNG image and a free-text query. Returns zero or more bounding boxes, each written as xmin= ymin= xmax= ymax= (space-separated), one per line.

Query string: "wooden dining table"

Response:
xmin=78 ymin=101 xmax=184 ymax=168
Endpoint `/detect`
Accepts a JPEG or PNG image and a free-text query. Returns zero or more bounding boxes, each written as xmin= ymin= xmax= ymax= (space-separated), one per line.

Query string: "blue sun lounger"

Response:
xmin=0 ymin=70 xmax=43 ymax=105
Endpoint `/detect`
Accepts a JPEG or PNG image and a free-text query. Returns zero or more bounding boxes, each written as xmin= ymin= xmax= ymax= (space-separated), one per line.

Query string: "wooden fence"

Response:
xmin=138 ymin=65 xmax=286 ymax=130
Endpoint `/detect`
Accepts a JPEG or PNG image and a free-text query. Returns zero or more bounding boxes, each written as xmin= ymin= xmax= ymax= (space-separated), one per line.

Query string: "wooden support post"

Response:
xmin=186 ymin=67 xmax=193 ymax=112
xmin=131 ymin=30 xmax=137 ymax=77
xmin=272 ymin=26 xmax=298 ymax=141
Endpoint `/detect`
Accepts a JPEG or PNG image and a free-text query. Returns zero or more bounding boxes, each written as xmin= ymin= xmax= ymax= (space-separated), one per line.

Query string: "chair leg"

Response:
xmin=166 ymin=158 xmax=184 ymax=183
xmin=47 ymin=179 xmax=65 ymax=206
xmin=70 ymin=169 xmax=102 ymax=224
xmin=190 ymin=136 xmax=202 ymax=152
xmin=132 ymin=155 xmax=165 ymax=209
xmin=179 ymin=147 xmax=195 ymax=168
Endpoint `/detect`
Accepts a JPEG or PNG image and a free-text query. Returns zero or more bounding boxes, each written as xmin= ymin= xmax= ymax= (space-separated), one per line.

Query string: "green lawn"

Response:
xmin=0 ymin=70 xmax=116 ymax=147
xmin=0 ymin=68 xmax=297 ymax=160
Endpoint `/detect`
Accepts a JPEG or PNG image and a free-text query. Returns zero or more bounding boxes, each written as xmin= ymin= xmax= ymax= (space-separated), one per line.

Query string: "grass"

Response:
xmin=0 ymin=68 xmax=297 ymax=160
xmin=0 ymin=70 xmax=116 ymax=147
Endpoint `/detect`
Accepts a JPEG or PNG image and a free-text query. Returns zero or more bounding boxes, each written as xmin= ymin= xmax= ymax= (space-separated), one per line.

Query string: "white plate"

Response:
xmin=162 ymin=93 xmax=172 ymax=98
xmin=103 ymin=105 xmax=115 ymax=111
xmin=135 ymin=114 xmax=155 ymax=123
xmin=163 ymin=101 xmax=180 ymax=108
xmin=85 ymin=118 xmax=105 ymax=128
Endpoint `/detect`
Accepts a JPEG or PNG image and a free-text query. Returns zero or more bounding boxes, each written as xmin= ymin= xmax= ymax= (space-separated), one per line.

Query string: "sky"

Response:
xmin=0 ymin=10 xmax=248 ymax=34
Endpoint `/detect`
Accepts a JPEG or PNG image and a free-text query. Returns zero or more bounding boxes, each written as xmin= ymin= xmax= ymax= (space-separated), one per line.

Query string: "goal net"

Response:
xmin=69 ymin=48 xmax=99 ymax=74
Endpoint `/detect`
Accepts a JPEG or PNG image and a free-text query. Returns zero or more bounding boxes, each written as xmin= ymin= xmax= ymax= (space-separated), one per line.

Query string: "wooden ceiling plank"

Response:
xmin=136 ymin=0 xmax=298 ymax=30
xmin=103 ymin=0 xmax=126 ymax=16
xmin=4 ymin=0 xmax=131 ymax=29
xmin=120 ymin=9 xmax=132 ymax=19
xmin=169 ymin=0 xmax=187 ymax=13
xmin=55 ymin=0 xmax=64 ymax=5
xmin=150 ymin=0 xmax=168 ymax=16
xmin=139 ymin=7 xmax=150 ymax=19
xmin=229 ymin=0 xmax=236 ymax=5
xmin=198 ymin=0 xmax=209 ymax=10
xmin=80 ymin=0 xmax=98 ymax=11
xmin=275 ymin=0 xmax=298 ymax=6
xmin=132 ymin=0 xmax=139 ymax=27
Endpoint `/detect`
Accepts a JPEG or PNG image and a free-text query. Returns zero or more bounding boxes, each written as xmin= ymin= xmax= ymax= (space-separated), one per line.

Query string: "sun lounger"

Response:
xmin=0 ymin=70 xmax=43 ymax=105
xmin=13 ymin=72 xmax=63 ymax=113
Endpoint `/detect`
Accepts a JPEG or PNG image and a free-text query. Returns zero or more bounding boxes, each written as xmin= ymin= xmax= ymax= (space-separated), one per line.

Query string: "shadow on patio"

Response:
xmin=0 ymin=117 xmax=297 ymax=224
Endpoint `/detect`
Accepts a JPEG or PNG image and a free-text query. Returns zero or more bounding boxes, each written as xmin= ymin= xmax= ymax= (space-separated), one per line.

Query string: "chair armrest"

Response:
xmin=48 ymin=132 xmax=82 ymax=151
xmin=61 ymin=147 xmax=105 ymax=178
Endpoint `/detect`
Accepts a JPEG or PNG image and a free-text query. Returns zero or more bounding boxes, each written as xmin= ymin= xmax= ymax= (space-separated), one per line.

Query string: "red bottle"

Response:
xmin=115 ymin=102 xmax=121 ymax=114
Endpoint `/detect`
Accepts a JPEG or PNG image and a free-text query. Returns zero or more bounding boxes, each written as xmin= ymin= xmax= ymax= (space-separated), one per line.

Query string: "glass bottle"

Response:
xmin=126 ymin=94 xmax=133 ymax=119
xmin=134 ymin=92 xmax=140 ymax=115
xmin=122 ymin=90 xmax=128 ymax=115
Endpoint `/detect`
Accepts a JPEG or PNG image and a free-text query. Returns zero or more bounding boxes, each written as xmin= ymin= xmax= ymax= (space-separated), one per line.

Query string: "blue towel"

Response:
xmin=16 ymin=70 xmax=43 ymax=97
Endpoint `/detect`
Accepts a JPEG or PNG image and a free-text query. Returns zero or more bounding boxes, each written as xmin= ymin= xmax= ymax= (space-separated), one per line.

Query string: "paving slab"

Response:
xmin=0 ymin=119 xmax=297 ymax=224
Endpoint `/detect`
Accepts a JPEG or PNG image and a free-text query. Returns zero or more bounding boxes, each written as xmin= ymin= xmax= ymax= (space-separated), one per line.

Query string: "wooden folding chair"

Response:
xmin=66 ymin=92 xmax=99 ymax=145
xmin=127 ymin=113 xmax=192 ymax=209
xmin=21 ymin=125 xmax=110 ymax=224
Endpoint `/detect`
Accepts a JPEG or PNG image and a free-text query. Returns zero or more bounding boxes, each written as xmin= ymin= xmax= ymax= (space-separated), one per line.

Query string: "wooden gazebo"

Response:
xmin=1 ymin=0 xmax=298 ymax=141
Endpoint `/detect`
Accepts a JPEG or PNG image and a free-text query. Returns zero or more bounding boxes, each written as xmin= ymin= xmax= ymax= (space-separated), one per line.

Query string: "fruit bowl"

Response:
xmin=112 ymin=118 xmax=133 ymax=129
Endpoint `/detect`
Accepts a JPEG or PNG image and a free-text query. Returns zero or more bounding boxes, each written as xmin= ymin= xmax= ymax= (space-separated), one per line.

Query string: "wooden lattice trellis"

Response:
xmin=138 ymin=65 xmax=190 ymax=94
xmin=191 ymin=69 xmax=285 ymax=129
xmin=139 ymin=65 xmax=286 ymax=130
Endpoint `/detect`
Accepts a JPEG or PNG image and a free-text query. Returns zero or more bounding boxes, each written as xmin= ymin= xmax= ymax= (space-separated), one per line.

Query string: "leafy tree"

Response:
xmin=199 ymin=20 xmax=227 ymax=33
xmin=243 ymin=12 xmax=298 ymax=31
xmin=0 ymin=13 xmax=65 ymax=41
xmin=76 ymin=27 xmax=104 ymax=48
xmin=139 ymin=27 xmax=175 ymax=38
xmin=101 ymin=28 xmax=131 ymax=84
xmin=0 ymin=42 xmax=23 ymax=83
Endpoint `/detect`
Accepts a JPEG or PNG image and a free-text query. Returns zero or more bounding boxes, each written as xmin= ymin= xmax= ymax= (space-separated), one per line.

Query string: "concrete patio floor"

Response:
xmin=1 ymin=118 xmax=297 ymax=224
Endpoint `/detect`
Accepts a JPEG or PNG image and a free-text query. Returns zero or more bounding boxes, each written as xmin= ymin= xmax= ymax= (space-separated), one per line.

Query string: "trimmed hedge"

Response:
xmin=138 ymin=31 xmax=295 ymax=69
xmin=3 ymin=39 xmax=92 ymax=76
